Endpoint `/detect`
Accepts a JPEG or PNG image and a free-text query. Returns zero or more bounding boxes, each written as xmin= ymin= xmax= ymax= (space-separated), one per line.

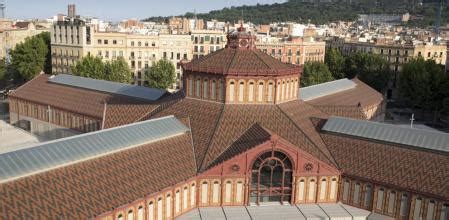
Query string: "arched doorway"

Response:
xmin=250 ymin=151 xmax=293 ymax=205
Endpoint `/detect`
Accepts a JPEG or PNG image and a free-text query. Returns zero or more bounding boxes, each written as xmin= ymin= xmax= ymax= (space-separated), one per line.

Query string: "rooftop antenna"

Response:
xmin=0 ymin=0 xmax=5 ymax=19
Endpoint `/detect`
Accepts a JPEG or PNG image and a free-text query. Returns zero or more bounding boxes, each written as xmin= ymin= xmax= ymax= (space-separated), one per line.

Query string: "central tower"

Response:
xmin=182 ymin=27 xmax=302 ymax=104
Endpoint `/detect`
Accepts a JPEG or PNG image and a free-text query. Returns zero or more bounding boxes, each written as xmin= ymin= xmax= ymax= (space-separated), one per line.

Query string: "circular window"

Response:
xmin=304 ymin=163 xmax=313 ymax=172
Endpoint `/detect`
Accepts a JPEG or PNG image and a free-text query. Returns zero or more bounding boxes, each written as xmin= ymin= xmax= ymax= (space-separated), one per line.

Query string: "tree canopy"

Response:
xmin=301 ymin=61 xmax=334 ymax=87
xmin=9 ymin=32 xmax=51 ymax=81
xmin=71 ymin=56 xmax=133 ymax=83
xmin=144 ymin=59 xmax=176 ymax=89
xmin=350 ymin=53 xmax=391 ymax=92
xmin=325 ymin=48 xmax=346 ymax=79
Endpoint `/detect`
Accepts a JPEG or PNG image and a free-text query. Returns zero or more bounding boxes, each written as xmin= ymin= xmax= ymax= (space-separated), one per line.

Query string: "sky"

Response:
xmin=6 ymin=0 xmax=286 ymax=21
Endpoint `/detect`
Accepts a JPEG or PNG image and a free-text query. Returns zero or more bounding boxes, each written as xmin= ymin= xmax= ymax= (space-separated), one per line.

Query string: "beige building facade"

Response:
xmin=0 ymin=22 xmax=48 ymax=59
xmin=191 ymin=30 xmax=226 ymax=59
xmin=51 ymin=18 xmax=193 ymax=89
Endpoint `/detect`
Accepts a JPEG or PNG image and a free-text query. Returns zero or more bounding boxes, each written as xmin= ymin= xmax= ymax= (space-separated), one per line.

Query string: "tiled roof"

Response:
xmin=305 ymin=78 xmax=383 ymax=109
xmin=182 ymin=48 xmax=302 ymax=76
xmin=103 ymin=103 xmax=158 ymax=129
xmin=321 ymin=132 xmax=449 ymax=199
xmin=9 ymin=74 xmax=151 ymax=119
xmin=0 ymin=133 xmax=196 ymax=219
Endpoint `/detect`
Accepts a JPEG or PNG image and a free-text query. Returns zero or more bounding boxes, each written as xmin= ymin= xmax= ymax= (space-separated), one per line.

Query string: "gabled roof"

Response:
xmin=49 ymin=74 xmax=166 ymax=101
xmin=182 ymin=48 xmax=301 ymax=76
xmin=0 ymin=116 xmax=189 ymax=183
xmin=322 ymin=116 xmax=449 ymax=153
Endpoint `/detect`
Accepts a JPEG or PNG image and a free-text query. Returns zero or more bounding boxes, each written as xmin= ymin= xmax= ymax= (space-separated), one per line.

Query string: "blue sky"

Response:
xmin=7 ymin=0 xmax=285 ymax=21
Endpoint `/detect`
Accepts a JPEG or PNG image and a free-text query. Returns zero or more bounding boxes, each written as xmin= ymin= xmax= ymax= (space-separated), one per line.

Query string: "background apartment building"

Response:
xmin=51 ymin=8 xmax=192 ymax=89
xmin=256 ymin=36 xmax=326 ymax=65
xmin=191 ymin=30 xmax=226 ymax=59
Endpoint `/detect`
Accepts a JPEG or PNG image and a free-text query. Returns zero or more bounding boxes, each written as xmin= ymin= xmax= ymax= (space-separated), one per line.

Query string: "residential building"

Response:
xmin=256 ymin=36 xmax=326 ymax=65
xmin=191 ymin=30 xmax=226 ymax=59
xmin=2 ymin=27 xmax=448 ymax=220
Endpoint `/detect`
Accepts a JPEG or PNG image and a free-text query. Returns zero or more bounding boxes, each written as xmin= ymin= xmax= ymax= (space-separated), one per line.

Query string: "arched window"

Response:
xmin=426 ymin=200 xmax=435 ymax=220
xmin=414 ymin=197 xmax=422 ymax=219
xmin=148 ymin=201 xmax=155 ymax=220
xmin=290 ymin=80 xmax=295 ymax=97
xmin=238 ymin=82 xmax=245 ymax=102
xmin=248 ymin=82 xmax=255 ymax=102
xmin=195 ymin=79 xmax=201 ymax=97
xmin=229 ymin=81 xmax=235 ymax=102
xmin=330 ymin=178 xmax=337 ymax=200
xmin=250 ymin=151 xmax=293 ymax=204
xmin=188 ymin=78 xmax=193 ymax=96
xmin=285 ymin=80 xmax=290 ymax=100
xmin=127 ymin=210 xmax=133 ymax=220
xmin=117 ymin=214 xmax=123 ymax=220
xmin=137 ymin=206 xmax=143 ymax=220
xmin=157 ymin=198 xmax=163 ymax=220
xmin=388 ymin=191 xmax=396 ymax=214
xmin=236 ymin=181 xmax=243 ymax=203
xmin=175 ymin=190 xmax=181 ymax=213
xmin=353 ymin=183 xmax=361 ymax=204
xmin=400 ymin=194 xmax=409 ymax=217
xmin=281 ymin=81 xmax=286 ymax=100
xmin=225 ymin=181 xmax=232 ymax=203
xmin=298 ymin=179 xmax=305 ymax=202
xmin=308 ymin=179 xmax=316 ymax=201
xmin=166 ymin=194 xmax=171 ymax=218
xmin=376 ymin=188 xmax=385 ymax=210
xmin=268 ymin=82 xmax=273 ymax=102
xmin=294 ymin=79 xmax=298 ymax=97
xmin=190 ymin=183 xmax=196 ymax=206
xmin=211 ymin=80 xmax=216 ymax=100
xmin=364 ymin=185 xmax=373 ymax=208
xmin=201 ymin=181 xmax=208 ymax=204
xmin=203 ymin=79 xmax=208 ymax=98
xmin=183 ymin=187 xmax=188 ymax=210
xmin=258 ymin=82 xmax=264 ymax=102
xmin=342 ymin=180 xmax=350 ymax=201
xmin=276 ymin=82 xmax=281 ymax=101
xmin=218 ymin=80 xmax=224 ymax=101
xmin=212 ymin=181 xmax=220 ymax=203
xmin=319 ymin=178 xmax=327 ymax=200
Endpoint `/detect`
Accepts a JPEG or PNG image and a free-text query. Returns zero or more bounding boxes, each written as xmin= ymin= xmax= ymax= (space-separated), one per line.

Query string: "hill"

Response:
xmin=143 ymin=0 xmax=448 ymax=27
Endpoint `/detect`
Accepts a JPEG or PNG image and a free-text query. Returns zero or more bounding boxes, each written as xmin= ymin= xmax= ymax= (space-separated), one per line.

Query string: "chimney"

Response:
xmin=68 ymin=4 xmax=76 ymax=18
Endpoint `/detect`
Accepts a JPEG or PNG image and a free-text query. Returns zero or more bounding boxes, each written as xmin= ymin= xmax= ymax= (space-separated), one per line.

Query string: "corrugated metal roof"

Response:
xmin=49 ymin=74 xmax=166 ymax=101
xmin=299 ymin=78 xmax=356 ymax=101
xmin=322 ymin=116 xmax=449 ymax=153
xmin=0 ymin=115 xmax=189 ymax=183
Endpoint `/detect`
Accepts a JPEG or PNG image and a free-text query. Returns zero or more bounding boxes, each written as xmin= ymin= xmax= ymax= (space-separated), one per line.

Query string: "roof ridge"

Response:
xmin=275 ymin=104 xmax=338 ymax=167
xmin=253 ymin=49 xmax=276 ymax=73
xmin=198 ymin=103 xmax=226 ymax=171
xmin=225 ymin=49 xmax=238 ymax=75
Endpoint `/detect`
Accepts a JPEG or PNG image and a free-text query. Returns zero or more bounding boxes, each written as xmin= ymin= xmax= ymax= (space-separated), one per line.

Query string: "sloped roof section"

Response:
xmin=322 ymin=116 xmax=449 ymax=153
xmin=49 ymin=74 xmax=166 ymax=101
xmin=182 ymin=48 xmax=301 ymax=76
xmin=300 ymin=78 xmax=356 ymax=101
xmin=0 ymin=115 xmax=189 ymax=183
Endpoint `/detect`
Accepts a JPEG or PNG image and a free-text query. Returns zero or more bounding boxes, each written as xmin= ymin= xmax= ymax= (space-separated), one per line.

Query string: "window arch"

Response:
xmin=229 ymin=81 xmax=235 ymax=102
xmin=188 ymin=78 xmax=193 ymax=96
xmin=330 ymin=178 xmax=337 ymax=200
xmin=236 ymin=181 xmax=243 ymax=203
xmin=285 ymin=80 xmax=290 ymax=100
xmin=297 ymin=179 xmax=305 ymax=202
xmin=276 ymin=82 xmax=281 ymax=101
xmin=427 ymin=200 xmax=435 ymax=220
xmin=183 ymin=186 xmax=188 ymax=210
xmin=319 ymin=178 xmax=327 ymax=200
xmin=201 ymin=181 xmax=208 ymax=204
xmin=166 ymin=194 xmax=171 ymax=218
xmin=364 ymin=185 xmax=373 ymax=208
xmin=308 ymin=179 xmax=316 ymax=201
xmin=353 ymin=182 xmax=361 ymax=204
xmin=203 ymin=79 xmax=208 ymax=98
xmin=225 ymin=181 xmax=232 ymax=203
xmin=195 ymin=78 xmax=201 ymax=97
xmin=441 ymin=203 xmax=449 ymax=220
xmin=157 ymin=198 xmax=162 ymax=220
xmin=268 ymin=82 xmax=274 ymax=102
xmin=238 ymin=81 xmax=245 ymax=102
xmin=212 ymin=181 xmax=220 ymax=203
xmin=342 ymin=180 xmax=350 ymax=201
xmin=148 ymin=201 xmax=155 ymax=220
xmin=376 ymin=188 xmax=385 ymax=210
xmin=211 ymin=80 xmax=216 ymax=100
xmin=258 ymin=82 xmax=264 ymax=102
xmin=218 ymin=80 xmax=224 ymax=101
xmin=117 ymin=214 xmax=123 ymax=220
xmin=248 ymin=81 xmax=255 ymax=102
xmin=399 ymin=194 xmax=409 ymax=217
xmin=137 ymin=206 xmax=143 ymax=220
xmin=414 ymin=197 xmax=422 ymax=219
xmin=127 ymin=210 xmax=134 ymax=220
xmin=190 ymin=183 xmax=196 ymax=206
xmin=175 ymin=190 xmax=181 ymax=213
xmin=250 ymin=151 xmax=293 ymax=204
xmin=281 ymin=81 xmax=286 ymax=100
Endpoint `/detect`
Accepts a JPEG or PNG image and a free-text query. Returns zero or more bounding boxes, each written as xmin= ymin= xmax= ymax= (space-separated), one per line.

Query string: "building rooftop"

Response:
xmin=299 ymin=78 xmax=356 ymax=101
xmin=322 ymin=116 xmax=449 ymax=153
xmin=49 ymin=74 xmax=166 ymax=101
xmin=0 ymin=115 xmax=189 ymax=183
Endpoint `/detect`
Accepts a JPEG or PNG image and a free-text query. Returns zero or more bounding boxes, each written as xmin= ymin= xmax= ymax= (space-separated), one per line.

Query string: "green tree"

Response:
xmin=355 ymin=53 xmax=391 ymax=92
xmin=145 ymin=59 xmax=175 ymax=89
xmin=399 ymin=58 xmax=448 ymax=114
xmin=105 ymin=57 xmax=133 ymax=83
xmin=9 ymin=32 xmax=50 ymax=81
xmin=71 ymin=55 xmax=106 ymax=80
xmin=0 ymin=59 xmax=6 ymax=82
xmin=301 ymin=61 xmax=334 ymax=87
xmin=325 ymin=48 xmax=345 ymax=79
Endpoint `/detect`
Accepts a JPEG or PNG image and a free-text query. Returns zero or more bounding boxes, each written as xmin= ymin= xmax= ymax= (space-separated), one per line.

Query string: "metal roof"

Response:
xmin=322 ymin=116 xmax=449 ymax=153
xmin=49 ymin=74 xmax=166 ymax=101
xmin=299 ymin=78 xmax=356 ymax=101
xmin=0 ymin=115 xmax=189 ymax=183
